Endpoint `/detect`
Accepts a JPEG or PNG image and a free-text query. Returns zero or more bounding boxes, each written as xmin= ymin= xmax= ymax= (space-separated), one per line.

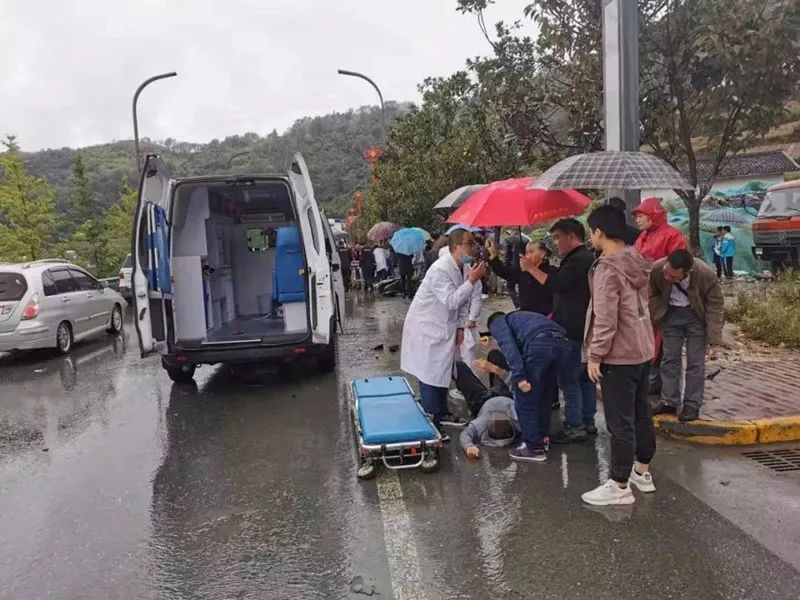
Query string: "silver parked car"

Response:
xmin=0 ymin=260 xmax=125 ymax=354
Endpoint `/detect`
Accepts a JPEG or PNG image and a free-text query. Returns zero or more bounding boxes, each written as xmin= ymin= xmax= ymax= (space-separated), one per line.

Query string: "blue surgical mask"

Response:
xmin=462 ymin=255 xmax=474 ymax=265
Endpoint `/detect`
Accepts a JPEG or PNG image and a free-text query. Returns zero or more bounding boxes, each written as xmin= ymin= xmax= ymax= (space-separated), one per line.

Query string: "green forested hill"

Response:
xmin=20 ymin=102 xmax=408 ymax=219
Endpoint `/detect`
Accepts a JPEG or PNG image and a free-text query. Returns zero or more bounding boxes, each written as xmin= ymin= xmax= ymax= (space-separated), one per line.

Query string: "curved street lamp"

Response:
xmin=337 ymin=69 xmax=386 ymax=137
xmin=227 ymin=151 xmax=251 ymax=168
xmin=132 ymin=72 xmax=178 ymax=170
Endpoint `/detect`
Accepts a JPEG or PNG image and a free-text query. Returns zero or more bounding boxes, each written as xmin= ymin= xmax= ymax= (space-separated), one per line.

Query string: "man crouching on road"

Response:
xmin=400 ymin=229 xmax=487 ymax=436
xmin=486 ymin=310 xmax=567 ymax=463
xmin=650 ymin=249 xmax=725 ymax=422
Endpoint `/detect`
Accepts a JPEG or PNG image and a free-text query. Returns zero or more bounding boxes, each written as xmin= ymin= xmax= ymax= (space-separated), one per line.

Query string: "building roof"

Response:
xmin=680 ymin=150 xmax=799 ymax=183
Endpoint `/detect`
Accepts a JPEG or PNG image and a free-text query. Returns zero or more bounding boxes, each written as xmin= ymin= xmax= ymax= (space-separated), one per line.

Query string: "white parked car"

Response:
xmin=131 ymin=153 xmax=345 ymax=383
xmin=118 ymin=254 xmax=133 ymax=303
xmin=0 ymin=260 xmax=126 ymax=354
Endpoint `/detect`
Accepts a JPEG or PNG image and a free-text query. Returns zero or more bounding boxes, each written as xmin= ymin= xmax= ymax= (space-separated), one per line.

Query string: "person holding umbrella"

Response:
xmin=390 ymin=227 xmax=428 ymax=299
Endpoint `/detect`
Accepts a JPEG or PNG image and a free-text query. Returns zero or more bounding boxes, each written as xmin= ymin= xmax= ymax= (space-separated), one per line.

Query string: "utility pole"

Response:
xmin=602 ymin=0 xmax=640 ymax=210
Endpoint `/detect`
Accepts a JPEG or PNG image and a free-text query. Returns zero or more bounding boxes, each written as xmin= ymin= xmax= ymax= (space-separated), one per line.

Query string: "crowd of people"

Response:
xmin=342 ymin=240 xmax=429 ymax=298
xmin=398 ymin=196 xmax=725 ymax=507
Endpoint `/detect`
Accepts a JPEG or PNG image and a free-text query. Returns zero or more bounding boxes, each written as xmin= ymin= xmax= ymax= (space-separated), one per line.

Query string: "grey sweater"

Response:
xmin=459 ymin=396 xmax=520 ymax=451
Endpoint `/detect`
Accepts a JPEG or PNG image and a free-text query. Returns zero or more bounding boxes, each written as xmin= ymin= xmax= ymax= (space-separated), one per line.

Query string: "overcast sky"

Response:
xmin=1 ymin=0 xmax=532 ymax=151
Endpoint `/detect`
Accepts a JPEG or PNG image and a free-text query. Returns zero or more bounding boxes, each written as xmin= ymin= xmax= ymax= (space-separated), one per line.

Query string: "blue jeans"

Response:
xmin=558 ymin=339 xmax=597 ymax=429
xmin=515 ymin=336 xmax=567 ymax=449
xmin=419 ymin=382 xmax=448 ymax=426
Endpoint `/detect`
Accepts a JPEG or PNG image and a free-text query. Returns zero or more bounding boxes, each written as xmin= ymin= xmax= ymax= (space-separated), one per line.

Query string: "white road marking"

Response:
xmin=375 ymin=471 xmax=430 ymax=600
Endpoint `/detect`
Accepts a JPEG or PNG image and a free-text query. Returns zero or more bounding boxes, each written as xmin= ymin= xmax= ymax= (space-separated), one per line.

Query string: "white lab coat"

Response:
xmin=438 ymin=248 xmax=483 ymax=319
xmin=435 ymin=248 xmax=484 ymax=371
xmin=401 ymin=253 xmax=476 ymax=387
xmin=374 ymin=247 xmax=389 ymax=272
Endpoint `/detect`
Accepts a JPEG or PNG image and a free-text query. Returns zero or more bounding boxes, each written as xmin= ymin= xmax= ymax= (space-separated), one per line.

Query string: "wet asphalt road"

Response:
xmin=1 ymin=294 xmax=800 ymax=600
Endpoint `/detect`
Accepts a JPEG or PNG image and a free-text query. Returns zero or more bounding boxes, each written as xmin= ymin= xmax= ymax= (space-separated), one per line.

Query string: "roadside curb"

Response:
xmin=653 ymin=414 xmax=800 ymax=445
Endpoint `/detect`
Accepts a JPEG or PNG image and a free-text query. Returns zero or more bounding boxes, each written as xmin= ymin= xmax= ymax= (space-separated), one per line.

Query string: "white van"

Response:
xmin=131 ymin=153 xmax=345 ymax=383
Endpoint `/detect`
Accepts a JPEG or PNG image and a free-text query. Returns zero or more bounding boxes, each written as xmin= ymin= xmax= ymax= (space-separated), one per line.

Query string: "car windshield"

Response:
xmin=0 ymin=272 xmax=28 ymax=301
xmin=758 ymin=188 xmax=800 ymax=217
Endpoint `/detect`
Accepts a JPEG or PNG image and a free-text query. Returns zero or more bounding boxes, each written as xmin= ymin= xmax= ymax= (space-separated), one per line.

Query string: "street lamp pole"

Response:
xmin=132 ymin=72 xmax=177 ymax=170
xmin=602 ymin=0 xmax=640 ymax=210
xmin=227 ymin=151 xmax=251 ymax=168
xmin=337 ymin=69 xmax=386 ymax=137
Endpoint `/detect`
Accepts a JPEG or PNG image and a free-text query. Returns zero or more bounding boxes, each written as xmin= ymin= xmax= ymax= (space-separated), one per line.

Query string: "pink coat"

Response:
xmin=584 ymin=247 xmax=655 ymax=365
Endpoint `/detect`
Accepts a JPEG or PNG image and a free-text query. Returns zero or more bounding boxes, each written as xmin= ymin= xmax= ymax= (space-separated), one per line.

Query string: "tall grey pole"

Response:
xmin=603 ymin=0 xmax=640 ymax=211
xmin=132 ymin=72 xmax=177 ymax=170
xmin=337 ymin=69 xmax=386 ymax=139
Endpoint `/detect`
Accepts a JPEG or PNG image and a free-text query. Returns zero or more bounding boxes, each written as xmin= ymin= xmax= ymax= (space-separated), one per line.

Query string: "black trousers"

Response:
xmin=400 ymin=273 xmax=414 ymax=298
xmin=712 ymin=254 xmax=722 ymax=278
xmin=724 ymin=257 xmax=734 ymax=278
xmin=454 ymin=349 xmax=511 ymax=417
xmin=600 ymin=362 xmax=656 ymax=483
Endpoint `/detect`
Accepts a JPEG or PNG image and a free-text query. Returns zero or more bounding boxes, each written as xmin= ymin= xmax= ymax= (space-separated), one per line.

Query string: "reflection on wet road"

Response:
xmin=1 ymin=300 xmax=799 ymax=599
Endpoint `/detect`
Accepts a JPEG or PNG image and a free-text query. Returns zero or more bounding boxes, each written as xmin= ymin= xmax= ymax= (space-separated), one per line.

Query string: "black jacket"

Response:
xmin=397 ymin=253 xmax=414 ymax=276
xmin=489 ymin=257 xmax=553 ymax=315
xmin=545 ymin=246 xmax=595 ymax=342
xmin=360 ymin=248 xmax=376 ymax=276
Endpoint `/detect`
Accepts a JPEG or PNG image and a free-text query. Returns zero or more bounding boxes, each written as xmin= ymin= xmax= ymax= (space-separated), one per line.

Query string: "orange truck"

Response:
xmin=752 ymin=179 xmax=800 ymax=270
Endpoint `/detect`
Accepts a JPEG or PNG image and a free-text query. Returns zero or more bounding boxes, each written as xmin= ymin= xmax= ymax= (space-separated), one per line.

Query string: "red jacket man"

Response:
xmin=632 ymin=197 xmax=687 ymax=261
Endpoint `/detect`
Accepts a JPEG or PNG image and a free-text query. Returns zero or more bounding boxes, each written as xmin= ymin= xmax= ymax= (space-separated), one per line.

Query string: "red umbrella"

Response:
xmin=446 ymin=177 xmax=591 ymax=227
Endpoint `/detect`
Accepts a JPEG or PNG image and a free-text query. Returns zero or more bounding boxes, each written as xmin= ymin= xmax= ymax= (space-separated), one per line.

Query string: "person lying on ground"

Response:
xmin=460 ymin=397 xmax=521 ymax=459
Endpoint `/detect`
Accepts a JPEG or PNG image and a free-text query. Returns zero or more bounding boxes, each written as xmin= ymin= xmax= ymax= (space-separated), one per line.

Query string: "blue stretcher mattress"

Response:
xmin=353 ymin=377 xmax=438 ymax=445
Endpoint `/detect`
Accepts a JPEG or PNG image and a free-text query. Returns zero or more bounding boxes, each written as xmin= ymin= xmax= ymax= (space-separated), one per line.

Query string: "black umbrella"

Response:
xmin=433 ymin=184 xmax=487 ymax=211
xmin=531 ymin=151 xmax=693 ymax=191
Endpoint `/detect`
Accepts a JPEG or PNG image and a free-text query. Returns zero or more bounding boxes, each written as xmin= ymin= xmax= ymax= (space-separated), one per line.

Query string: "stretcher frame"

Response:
xmin=350 ymin=377 xmax=444 ymax=478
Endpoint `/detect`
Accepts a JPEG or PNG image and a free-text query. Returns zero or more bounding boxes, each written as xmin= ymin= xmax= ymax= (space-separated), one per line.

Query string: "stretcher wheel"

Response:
xmin=420 ymin=452 xmax=440 ymax=474
xmin=357 ymin=460 xmax=377 ymax=480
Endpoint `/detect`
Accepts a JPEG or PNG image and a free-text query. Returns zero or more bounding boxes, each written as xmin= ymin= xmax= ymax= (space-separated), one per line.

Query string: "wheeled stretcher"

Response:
xmin=351 ymin=376 xmax=444 ymax=480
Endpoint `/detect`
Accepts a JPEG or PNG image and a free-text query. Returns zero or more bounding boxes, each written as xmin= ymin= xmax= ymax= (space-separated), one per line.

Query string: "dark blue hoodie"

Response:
xmin=488 ymin=311 xmax=565 ymax=383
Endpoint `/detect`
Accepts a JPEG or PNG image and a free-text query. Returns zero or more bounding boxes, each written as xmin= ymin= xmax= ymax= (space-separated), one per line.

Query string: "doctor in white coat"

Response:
xmin=401 ymin=229 xmax=487 ymax=427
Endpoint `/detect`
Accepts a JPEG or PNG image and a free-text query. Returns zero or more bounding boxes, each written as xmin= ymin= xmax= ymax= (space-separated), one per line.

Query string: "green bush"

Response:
xmin=727 ymin=273 xmax=800 ymax=347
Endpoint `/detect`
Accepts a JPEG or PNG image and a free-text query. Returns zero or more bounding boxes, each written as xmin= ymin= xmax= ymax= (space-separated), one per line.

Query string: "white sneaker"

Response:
xmin=629 ymin=468 xmax=656 ymax=493
xmin=581 ymin=480 xmax=635 ymax=506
